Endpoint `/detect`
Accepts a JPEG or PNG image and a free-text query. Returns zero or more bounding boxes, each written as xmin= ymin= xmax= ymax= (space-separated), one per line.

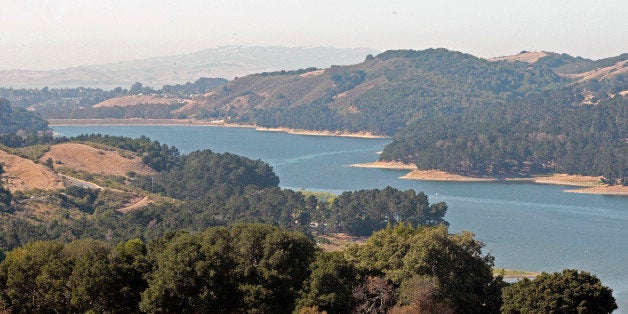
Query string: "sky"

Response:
xmin=0 ymin=0 xmax=626 ymax=70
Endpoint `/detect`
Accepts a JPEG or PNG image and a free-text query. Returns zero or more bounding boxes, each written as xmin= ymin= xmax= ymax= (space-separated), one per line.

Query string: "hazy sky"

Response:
xmin=1 ymin=0 xmax=626 ymax=70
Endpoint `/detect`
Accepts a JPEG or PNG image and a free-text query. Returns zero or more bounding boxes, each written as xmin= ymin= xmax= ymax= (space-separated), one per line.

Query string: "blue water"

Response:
xmin=53 ymin=125 xmax=628 ymax=312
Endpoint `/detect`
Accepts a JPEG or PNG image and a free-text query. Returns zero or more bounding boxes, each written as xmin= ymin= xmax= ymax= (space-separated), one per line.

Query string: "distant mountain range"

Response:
xmin=0 ymin=46 xmax=378 ymax=89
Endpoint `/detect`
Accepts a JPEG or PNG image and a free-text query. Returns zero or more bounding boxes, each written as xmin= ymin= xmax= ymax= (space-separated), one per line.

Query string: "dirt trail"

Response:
xmin=118 ymin=196 xmax=152 ymax=213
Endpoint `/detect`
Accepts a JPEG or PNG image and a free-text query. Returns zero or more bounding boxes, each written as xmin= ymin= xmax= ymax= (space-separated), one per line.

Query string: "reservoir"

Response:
xmin=53 ymin=125 xmax=628 ymax=312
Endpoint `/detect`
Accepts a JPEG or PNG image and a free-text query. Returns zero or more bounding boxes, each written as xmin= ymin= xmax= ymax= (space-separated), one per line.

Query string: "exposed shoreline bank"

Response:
xmin=351 ymin=161 xmax=627 ymax=195
xmin=47 ymin=119 xmax=389 ymax=139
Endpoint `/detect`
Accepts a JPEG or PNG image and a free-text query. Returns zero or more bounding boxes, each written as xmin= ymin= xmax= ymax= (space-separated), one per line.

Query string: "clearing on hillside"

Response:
xmin=40 ymin=143 xmax=155 ymax=177
xmin=488 ymin=51 xmax=548 ymax=63
xmin=0 ymin=150 xmax=65 ymax=191
xmin=93 ymin=95 xmax=179 ymax=108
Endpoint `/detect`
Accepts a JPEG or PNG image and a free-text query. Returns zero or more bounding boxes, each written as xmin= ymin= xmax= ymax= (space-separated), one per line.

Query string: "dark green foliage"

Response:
xmin=152 ymin=149 xmax=280 ymax=198
xmin=330 ymin=69 xmax=367 ymax=93
xmin=0 ymin=239 xmax=147 ymax=313
xmin=501 ymin=269 xmax=617 ymax=313
xmin=328 ymin=187 xmax=447 ymax=236
xmin=0 ymin=165 xmax=10 ymax=209
xmin=298 ymin=252 xmax=358 ymax=313
xmin=61 ymin=186 xmax=101 ymax=214
xmin=0 ymin=187 xmax=10 ymax=209
xmin=0 ymin=224 xmax=615 ymax=313
xmin=140 ymin=227 xmax=238 ymax=313
xmin=382 ymin=92 xmax=626 ymax=183
xmin=141 ymin=224 xmax=316 ymax=313
xmin=230 ymin=224 xmax=316 ymax=313
xmin=0 ymin=98 xmax=48 ymax=134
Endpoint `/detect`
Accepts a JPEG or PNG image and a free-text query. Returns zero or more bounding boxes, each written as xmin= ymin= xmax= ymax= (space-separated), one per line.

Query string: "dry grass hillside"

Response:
xmin=93 ymin=95 xmax=180 ymax=108
xmin=566 ymin=60 xmax=628 ymax=83
xmin=489 ymin=51 xmax=549 ymax=63
xmin=0 ymin=150 xmax=65 ymax=191
xmin=40 ymin=143 xmax=155 ymax=177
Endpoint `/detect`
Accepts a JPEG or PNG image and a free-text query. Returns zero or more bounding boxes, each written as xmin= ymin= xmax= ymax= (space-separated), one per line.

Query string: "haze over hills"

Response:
xmin=0 ymin=46 xmax=378 ymax=90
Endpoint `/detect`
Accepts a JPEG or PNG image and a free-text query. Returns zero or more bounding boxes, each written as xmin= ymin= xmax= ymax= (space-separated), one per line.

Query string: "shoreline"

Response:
xmin=47 ymin=119 xmax=389 ymax=139
xmin=351 ymin=161 xmax=627 ymax=195
xmin=47 ymin=118 xmax=256 ymax=128
xmin=254 ymin=127 xmax=389 ymax=139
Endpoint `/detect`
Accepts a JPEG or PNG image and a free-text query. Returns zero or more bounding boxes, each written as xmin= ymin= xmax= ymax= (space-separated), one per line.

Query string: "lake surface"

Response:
xmin=53 ymin=125 xmax=628 ymax=312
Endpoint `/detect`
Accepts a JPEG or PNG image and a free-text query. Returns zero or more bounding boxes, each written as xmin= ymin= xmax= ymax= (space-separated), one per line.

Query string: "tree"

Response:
xmin=297 ymin=252 xmax=358 ymax=313
xmin=351 ymin=276 xmax=396 ymax=314
xmin=501 ymin=269 xmax=617 ymax=313
xmin=346 ymin=224 xmax=502 ymax=313
xmin=230 ymin=223 xmax=316 ymax=313
xmin=140 ymin=228 xmax=237 ymax=313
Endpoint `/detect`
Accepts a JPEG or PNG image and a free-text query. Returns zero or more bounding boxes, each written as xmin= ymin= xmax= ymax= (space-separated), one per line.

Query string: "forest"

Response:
xmin=0 ymin=224 xmax=617 ymax=313
xmin=381 ymin=90 xmax=627 ymax=183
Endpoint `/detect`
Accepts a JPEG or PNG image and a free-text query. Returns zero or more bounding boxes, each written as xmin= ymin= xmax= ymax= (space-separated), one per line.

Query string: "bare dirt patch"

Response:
xmin=533 ymin=174 xmax=602 ymax=187
xmin=93 ymin=95 xmax=176 ymax=108
xmin=118 ymin=195 xmax=152 ymax=213
xmin=565 ymin=185 xmax=628 ymax=195
xmin=401 ymin=169 xmax=494 ymax=182
xmin=0 ymin=150 xmax=65 ymax=191
xmin=351 ymin=161 xmax=417 ymax=170
xmin=299 ymin=69 xmax=325 ymax=77
xmin=318 ymin=233 xmax=368 ymax=252
xmin=40 ymin=143 xmax=155 ymax=177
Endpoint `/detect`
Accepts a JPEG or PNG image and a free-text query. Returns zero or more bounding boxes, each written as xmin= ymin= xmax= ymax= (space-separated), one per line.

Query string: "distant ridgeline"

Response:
xmin=2 ymin=49 xmax=626 ymax=182
xmin=0 ymin=77 xmax=227 ymax=119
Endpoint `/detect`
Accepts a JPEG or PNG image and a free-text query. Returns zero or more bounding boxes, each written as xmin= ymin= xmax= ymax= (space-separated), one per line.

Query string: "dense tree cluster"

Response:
xmin=0 ymin=99 xmax=48 ymax=134
xmin=0 ymin=225 xmax=314 ymax=313
xmin=327 ymin=187 xmax=448 ymax=235
xmin=0 ymin=224 xmax=496 ymax=313
xmin=501 ymin=269 xmax=617 ymax=313
xmin=382 ymin=91 xmax=626 ymax=183
xmin=2 ymin=224 xmax=609 ymax=313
